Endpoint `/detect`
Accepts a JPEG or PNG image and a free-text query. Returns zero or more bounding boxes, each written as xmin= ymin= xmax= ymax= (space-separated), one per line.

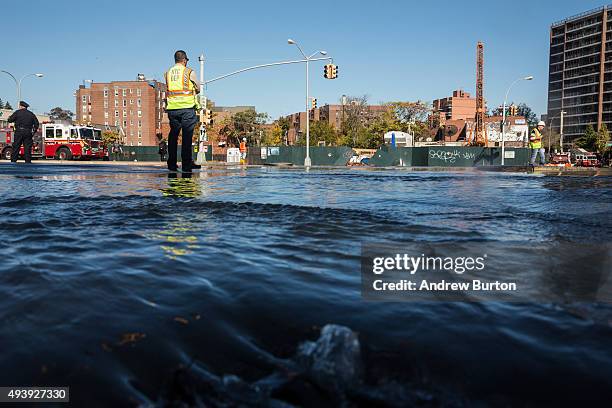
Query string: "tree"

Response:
xmin=388 ymin=101 xmax=430 ymax=127
xmin=220 ymin=109 xmax=268 ymax=146
xmin=340 ymin=95 xmax=372 ymax=147
xmin=596 ymin=123 xmax=610 ymax=155
xmin=101 ymin=130 xmax=122 ymax=147
xmin=4 ymin=101 xmax=12 ymax=110
xmin=0 ymin=98 xmax=4 ymax=109
xmin=516 ymin=103 xmax=538 ymax=127
xmin=261 ymin=123 xmax=283 ymax=146
xmin=576 ymin=125 xmax=597 ymax=151
xmin=308 ymin=121 xmax=339 ymax=146
xmin=48 ymin=107 xmax=74 ymax=121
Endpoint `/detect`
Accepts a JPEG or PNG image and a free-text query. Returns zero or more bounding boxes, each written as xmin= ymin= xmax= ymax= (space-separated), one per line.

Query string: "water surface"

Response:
xmin=0 ymin=163 xmax=610 ymax=406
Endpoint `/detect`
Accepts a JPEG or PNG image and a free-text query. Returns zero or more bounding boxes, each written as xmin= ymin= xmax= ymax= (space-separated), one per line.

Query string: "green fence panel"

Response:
xmin=370 ymin=146 xmax=532 ymax=167
xmin=110 ymin=145 xmax=213 ymax=162
xmin=257 ymin=146 xmax=354 ymax=166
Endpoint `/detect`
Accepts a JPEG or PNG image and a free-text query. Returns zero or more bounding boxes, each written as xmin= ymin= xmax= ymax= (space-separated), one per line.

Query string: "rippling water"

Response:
xmin=0 ymin=163 xmax=610 ymax=407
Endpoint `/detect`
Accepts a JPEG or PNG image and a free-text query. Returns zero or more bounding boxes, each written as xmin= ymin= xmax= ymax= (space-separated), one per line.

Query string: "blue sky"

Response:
xmin=0 ymin=0 xmax=606 ymax=120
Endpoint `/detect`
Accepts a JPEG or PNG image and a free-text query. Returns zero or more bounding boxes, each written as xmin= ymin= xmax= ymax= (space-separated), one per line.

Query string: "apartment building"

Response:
xmin=75 ymin=75 xmax=168 ymax=146
xmin=547 ymin=5 xmax=612 ymax=143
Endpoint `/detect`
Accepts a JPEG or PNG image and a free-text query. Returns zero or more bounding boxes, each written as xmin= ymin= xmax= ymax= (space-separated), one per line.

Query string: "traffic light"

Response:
xmin=324 ymin=64 xmax=338 ymax=79
xmin=311 ymin=98 xmax=317 ymax=110
xmin=204 ymin=109 xmax=213 ymax=126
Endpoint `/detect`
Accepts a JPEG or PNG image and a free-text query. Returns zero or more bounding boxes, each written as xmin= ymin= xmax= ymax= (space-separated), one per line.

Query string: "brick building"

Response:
xmin=75 ymin=75 xmax=168 ymax=146
xmin=284 ymin=103 xmax=388 ymax=145
xmin=432 ymin=89 xmax=476 ymax=123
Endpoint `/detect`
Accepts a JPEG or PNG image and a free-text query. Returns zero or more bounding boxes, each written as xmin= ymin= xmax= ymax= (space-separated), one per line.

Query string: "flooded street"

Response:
xmin=0 ymin=163 xmax=610 ymax=406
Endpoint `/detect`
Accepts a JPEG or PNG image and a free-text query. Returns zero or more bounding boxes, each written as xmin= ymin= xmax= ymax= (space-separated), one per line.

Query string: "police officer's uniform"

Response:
xmin=7 ymin=101 xmax=39 ymax=163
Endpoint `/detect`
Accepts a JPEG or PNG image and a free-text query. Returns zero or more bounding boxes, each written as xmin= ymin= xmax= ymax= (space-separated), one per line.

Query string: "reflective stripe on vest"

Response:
xmin=166 ymin=64 xmax=196 ymax=110
xmin=529 ymin=128 xmax=542 ymax=149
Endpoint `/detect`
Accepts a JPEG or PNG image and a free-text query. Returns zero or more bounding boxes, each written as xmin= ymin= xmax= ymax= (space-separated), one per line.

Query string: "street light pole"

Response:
xmin=501 ymin=75 xmax=533 ymax=165
xmin=17 ymin=73 xmax=44 ymax=105
xmin=196 ymin=53 xmax=207 ymax=165
xmin=1 ymin=71 xmax=44 ymax=108
xmin=560 ymin=110 xmax=565 ymax=153
xmin=547 ymin=110 xmax=566 ymax=154
xmin=288 ymin=39 xmax=327 ymax=167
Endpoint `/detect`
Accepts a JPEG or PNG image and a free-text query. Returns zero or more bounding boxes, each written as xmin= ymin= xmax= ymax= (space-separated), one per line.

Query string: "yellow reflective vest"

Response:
xmin=529 ymin=128 xmax=543 ymax=149
xmin=165 ymin=64 xmax=199 ymax=110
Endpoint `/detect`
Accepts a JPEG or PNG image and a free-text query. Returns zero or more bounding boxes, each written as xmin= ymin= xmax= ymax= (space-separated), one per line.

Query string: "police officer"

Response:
xmin=529 ymin=121 xmax=546 ymax=166
xmin=164 ymin=50 xmax=201 ymax=172
xmin=7 ymin=101 xmax=39 ymax=163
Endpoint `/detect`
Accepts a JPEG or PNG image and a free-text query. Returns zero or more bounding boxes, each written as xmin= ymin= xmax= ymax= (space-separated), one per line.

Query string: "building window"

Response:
xmin=82 ymin=95 xmax=87 ymax=103
xmin=104 ymin=101 xmax=108 ymax=108
xmin=122 ymin=89 xmax=127 ymax=97
xmin=130 ymin=130 xmax=134 ymax=136
xmin=137 ymin=99 xmax=141 ymax=107
xmin=137 ymin=89 xmax=142 ymax=96
xmin=129 ymin=110 xmax=133 ymax=116
xmin=138 ymin=120 xmax=142 ymax=128
xmin=130 ymin=89 xmax=133 ymax=94
xmin=123 ymin=100 xmax=127 ymax=107
xmin=104 ymin=88 xmax=109 ymax=98
xmin=130 ymin=99 xmax=134 ymax=105
xmin=123 ymin=110 xmax=127 ymax=118
xmin=114 ymin=100 xmax=119 ymax=107
xmin=137 ymin=110 xmax=142 ymax=117
xmin=138 ymin=130 xmax=142 ymax=137
xmin=114 ymin=88 xmax=119 ymax=96
xmin=82 ymin=106 xmax=87 ymax=113
xmin=114 ymin=120 xmax=119 ymax=126
xmin=104 ymin=121 xmax=108 ymax=126
xmin=138 ymin=142 xmax=142 ymax=146
xmin=115 ymin=110 xmax=119 ymax=117
xmin=104 ymin=112 xmax=109 ymax=119
xmin=123 ymin=120 xmax=127 ymax=127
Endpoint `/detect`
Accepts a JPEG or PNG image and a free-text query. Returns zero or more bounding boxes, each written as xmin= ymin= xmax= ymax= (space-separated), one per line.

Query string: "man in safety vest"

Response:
xmin=529 ymin=121 xmax=546 ymax=166
xmin=239 ymin=137 xmax=247 ymax=163
xmin=164 ymin=50 xmax=201 ymax=172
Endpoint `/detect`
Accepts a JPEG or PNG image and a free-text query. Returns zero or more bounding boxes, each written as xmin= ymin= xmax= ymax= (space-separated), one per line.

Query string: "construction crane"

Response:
xmin=473 ymin=41 xmax=487 ymax=146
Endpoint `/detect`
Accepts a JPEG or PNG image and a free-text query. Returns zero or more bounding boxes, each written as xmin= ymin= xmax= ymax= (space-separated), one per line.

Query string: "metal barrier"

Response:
xmin=110 ymin=145 xmax=213 ymax=162
xmin=250 ymin=146 xmax=355 ymax=166
xmin=369 ymin=146 xmax=531 ymax=167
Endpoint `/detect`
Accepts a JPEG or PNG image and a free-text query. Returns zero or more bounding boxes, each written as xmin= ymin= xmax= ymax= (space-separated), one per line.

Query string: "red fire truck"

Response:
xmin=1 ymin=123 xmax=107 ymax=160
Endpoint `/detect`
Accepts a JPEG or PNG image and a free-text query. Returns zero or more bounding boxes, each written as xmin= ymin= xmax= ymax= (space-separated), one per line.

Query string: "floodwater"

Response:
xmin=0 ymin=163 xmax=610 ymax=407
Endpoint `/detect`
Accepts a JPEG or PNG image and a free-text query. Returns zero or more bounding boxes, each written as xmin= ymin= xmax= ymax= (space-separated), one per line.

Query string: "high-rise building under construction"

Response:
xmin=547 ymin=5 xmax=612 ymax=144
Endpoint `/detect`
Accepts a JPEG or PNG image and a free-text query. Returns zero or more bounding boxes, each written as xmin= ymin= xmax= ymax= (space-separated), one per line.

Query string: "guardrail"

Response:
xmin=552 ymin=5 xmax=612 ymax=28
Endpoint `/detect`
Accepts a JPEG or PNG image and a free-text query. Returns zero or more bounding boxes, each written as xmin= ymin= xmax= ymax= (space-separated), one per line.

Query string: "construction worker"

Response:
xmin=239 ymin=137 xmax=247 ymax=164
xmin=7 ymin=101 xmax=39 ymax=163
xmin=529 ymin=121 xmax=546 ymax=166
xmin=164 ymin=50 xmax=201 ymax=172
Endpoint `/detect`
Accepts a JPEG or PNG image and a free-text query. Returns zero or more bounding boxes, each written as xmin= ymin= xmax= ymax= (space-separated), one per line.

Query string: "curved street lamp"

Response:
xmin=288 ymin=38 xmax=328 ymax=167
xmin=1 ymin=71 xmax=44 ymax=107
xmin=501 ymin=75 xmax=533 ymax=165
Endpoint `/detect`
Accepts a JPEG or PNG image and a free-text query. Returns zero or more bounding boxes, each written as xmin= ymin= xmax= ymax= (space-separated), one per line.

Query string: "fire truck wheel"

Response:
xmin=2 ymin=149 xmax=11 ymax=161
xmin=55 ymin=148 xmax=73 ymax=161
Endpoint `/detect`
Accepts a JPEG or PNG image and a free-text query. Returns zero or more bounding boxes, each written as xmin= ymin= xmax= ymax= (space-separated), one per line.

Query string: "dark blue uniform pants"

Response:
xmin=12 ymin=130 xmax=33 ymax=163
xmin=167 ymin=108 xmax=197 ymax=170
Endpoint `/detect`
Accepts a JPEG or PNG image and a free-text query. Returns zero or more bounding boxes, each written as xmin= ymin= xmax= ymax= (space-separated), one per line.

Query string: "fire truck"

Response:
xmin=570 ymin=148 xmax=600 ymax=167
xmin=1 ymin=123 xmax=107 ymax=161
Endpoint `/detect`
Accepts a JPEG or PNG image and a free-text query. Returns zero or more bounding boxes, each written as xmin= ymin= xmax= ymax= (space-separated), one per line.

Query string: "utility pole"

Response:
xmin=195 ymin=53 xmax=207 ymax=165
xmin=559 ymin=110 xmax=565 ymax=153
